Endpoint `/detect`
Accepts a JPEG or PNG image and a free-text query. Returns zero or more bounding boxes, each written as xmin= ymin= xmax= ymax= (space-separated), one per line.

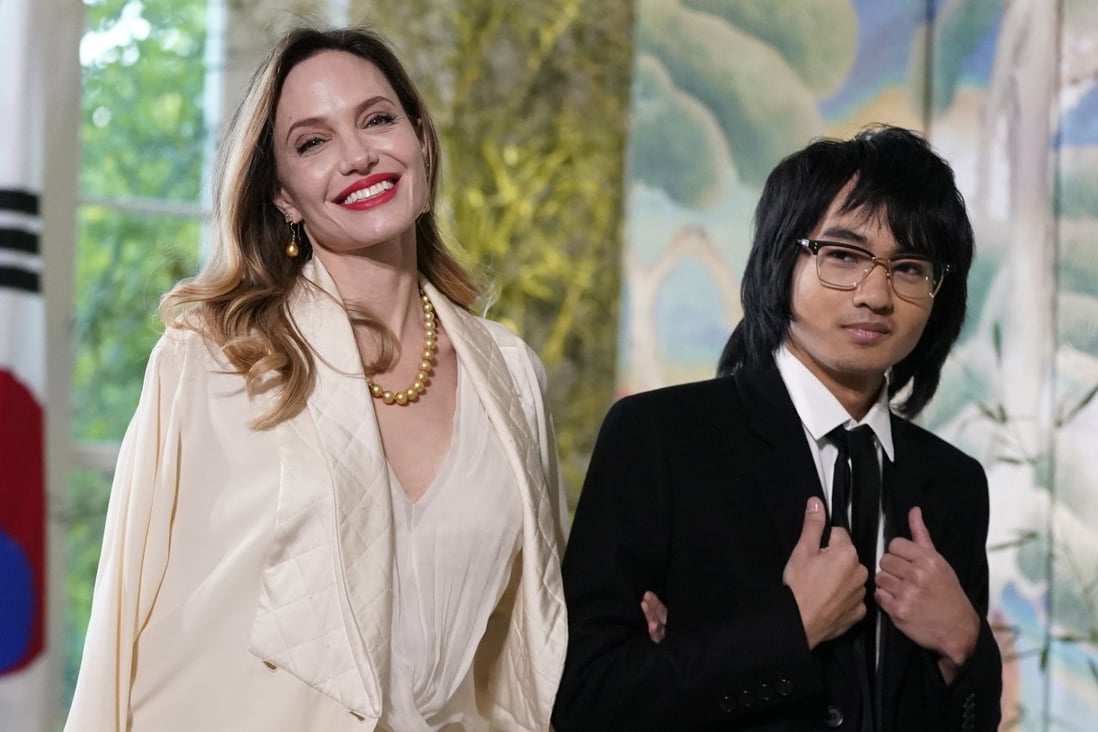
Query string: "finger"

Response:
xmin=908 ymin=506 xmax=935 ymax=549
xmin=874 ymin=571 xmax=903 ymax=597
xmin=885 ymin=537 xmax=924 ymax=562
xmin=642 ymin=591 xmax=665 ymax=616
xmin=878 ymin=552 xmax=910 ymax=576
xmin=828 ymin=525 xmax=853 ymax=547
xmin=796 ymin=497 xmax=826 ymax=551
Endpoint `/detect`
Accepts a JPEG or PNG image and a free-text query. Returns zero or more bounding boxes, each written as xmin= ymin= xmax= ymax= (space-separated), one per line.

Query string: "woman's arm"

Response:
xmin=64 ymin=335 xmax=187 ymax=732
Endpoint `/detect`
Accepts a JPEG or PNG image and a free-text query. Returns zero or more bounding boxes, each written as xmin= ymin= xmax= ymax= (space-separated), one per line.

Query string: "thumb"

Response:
xmin=797 ymin=497 xmax=825 ymax=550
xmin=908 ymin=506 xmax=934 ymax=548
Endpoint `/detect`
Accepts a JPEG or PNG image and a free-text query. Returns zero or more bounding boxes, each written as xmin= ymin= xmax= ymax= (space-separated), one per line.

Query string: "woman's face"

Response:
xmin=272 ymin=50 xmax=428 ymax=256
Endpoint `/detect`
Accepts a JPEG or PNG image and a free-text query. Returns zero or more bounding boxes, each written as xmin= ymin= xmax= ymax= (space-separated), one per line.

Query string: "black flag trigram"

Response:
xmin=0 ymin=189 xmax=40 ymax=294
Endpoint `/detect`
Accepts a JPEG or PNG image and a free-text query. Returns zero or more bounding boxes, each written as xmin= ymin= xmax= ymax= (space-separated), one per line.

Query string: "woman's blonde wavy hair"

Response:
xmin=160 ymin=26 xmax=478 ymax=429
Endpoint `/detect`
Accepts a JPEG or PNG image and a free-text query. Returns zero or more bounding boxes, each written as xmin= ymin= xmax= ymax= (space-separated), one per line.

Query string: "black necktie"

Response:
xmin=827 ymin=425 xmax=881 ymax=680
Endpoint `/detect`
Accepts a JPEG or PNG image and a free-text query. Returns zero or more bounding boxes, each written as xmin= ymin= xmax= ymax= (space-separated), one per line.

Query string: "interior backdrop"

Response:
xmin=617 ymin=1 xmax=1098 ymax=730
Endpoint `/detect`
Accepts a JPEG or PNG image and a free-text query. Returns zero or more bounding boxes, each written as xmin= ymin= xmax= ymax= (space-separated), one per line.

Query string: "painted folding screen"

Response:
xmin=618 ymin=1 xmax=1098 ymax=728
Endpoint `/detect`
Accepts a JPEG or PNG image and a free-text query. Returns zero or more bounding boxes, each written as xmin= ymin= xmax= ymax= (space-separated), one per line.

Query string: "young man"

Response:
xmin=552 ymin=126 xmax=1002 ymax=731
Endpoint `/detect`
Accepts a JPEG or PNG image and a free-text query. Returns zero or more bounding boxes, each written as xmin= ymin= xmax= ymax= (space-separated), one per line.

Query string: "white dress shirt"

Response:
xmin=774 ymin=343 xmax=894 ymax=571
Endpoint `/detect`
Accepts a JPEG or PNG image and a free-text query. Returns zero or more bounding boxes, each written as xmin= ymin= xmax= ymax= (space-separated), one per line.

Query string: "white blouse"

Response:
xmin=382 ymin=366 xmax=522 ymax=731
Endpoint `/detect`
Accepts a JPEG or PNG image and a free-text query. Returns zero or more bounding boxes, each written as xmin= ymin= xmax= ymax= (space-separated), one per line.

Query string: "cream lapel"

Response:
xmin=250 ymin=259 xmax=392 ymax=721
xmin=425 ymin=282 xmax=567 ymax=728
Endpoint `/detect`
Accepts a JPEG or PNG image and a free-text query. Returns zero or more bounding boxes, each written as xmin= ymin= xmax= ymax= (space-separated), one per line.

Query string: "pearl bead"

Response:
xmin=367 ymin=288 xmax=441 ymax=407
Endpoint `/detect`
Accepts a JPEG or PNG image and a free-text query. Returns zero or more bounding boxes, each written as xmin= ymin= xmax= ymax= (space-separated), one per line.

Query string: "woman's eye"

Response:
xmin=295 ymin=137 xmax=324 ymax=155
xmin=365 ymin=112 xmax=397 ymax=128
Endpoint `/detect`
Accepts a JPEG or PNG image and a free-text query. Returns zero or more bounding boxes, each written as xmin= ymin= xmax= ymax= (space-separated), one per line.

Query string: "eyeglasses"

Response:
xmin=795 ymin=238 xmax=950 ymax=300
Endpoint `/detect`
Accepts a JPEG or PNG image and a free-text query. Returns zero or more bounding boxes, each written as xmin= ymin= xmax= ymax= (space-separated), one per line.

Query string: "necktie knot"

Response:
xmin=827 ymin=424 xmax=875 ymax=455
xmin=825 ymin=425 xmax=879 ymax=531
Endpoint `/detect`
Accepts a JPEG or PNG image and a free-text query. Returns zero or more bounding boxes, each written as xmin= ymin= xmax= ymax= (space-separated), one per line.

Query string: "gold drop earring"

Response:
xmin=284 ymin=214 xmax=300 ymax=258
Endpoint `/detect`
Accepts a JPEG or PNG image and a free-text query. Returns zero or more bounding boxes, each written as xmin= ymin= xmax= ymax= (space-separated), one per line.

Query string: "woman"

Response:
xmin=65 ymin=26 xmax=569 ymax=732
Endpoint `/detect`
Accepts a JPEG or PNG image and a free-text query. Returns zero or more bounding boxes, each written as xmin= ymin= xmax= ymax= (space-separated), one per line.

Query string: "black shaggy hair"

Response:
xmin=717 ymin=125 xmax=973 ymax=418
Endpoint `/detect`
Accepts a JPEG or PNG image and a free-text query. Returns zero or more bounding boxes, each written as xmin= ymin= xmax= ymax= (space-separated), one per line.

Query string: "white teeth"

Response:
xmin=343 ymin=180 xmax=394 ymax=204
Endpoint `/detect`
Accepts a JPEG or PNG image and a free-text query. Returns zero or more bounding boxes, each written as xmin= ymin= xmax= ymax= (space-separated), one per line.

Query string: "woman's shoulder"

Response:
xmin=475 ymin=316 xmax=547 ymax=373
xmin=474 ymin=315 xmax=527 ymax=349
xmin=150 ymin=321 xmax=234 ymax=377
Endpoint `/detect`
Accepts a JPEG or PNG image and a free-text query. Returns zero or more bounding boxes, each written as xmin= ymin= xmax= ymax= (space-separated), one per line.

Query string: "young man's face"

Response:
xmin=786 ymin=183 xmax=934 ymax=411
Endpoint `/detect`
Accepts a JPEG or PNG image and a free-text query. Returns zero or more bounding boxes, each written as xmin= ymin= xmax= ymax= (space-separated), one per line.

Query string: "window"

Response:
xmin=65 ymin=0 xmax=211 ymax=705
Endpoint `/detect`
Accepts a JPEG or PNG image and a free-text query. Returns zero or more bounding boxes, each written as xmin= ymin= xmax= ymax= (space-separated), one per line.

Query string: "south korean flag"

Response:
xmin=0 ymin=1 xmax=51 ymax=729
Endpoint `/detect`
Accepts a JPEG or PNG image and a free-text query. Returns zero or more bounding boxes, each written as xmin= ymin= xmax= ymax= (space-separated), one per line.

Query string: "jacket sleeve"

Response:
xmin=63 ymin=334 xmax=188 ymax=732
xmin=552 ymin=395 xmax=821 ymax=731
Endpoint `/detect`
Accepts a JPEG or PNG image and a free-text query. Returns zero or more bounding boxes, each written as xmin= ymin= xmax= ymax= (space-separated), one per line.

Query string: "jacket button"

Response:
xmin=739 ymin=690 xmax=755 ymax=708
xmin=776 ymin=676 xmax=794 ymax=697
xmin=824 ymin=705 xmax=844 ymax=728
xmin=758 ymin=682 xmax=773 ymax=701
xmin=719 ymin=695 xmax=737 ymax=713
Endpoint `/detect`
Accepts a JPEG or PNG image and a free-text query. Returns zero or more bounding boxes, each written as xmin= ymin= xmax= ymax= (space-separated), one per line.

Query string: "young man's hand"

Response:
xmin=876 ymin=506 xmax=980 ymax=683
xmin=640 ymin=591 xmax=668 ymax=643
xmin=783 ymin=497 xmax=868 ymax=649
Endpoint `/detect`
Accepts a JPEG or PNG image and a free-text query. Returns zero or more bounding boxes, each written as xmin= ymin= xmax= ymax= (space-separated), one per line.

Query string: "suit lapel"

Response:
xmin=882 ymin=417 xmax=937 ymax=542
xmin=735 ymin=365 xmax=828 ymax=556
xmin=879 ymin=416 xmax=937 ymax=723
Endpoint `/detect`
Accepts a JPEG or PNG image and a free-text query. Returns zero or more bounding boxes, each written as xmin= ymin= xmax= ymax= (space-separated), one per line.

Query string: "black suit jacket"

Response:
xmin=552 ymin=366 xmax=1002 ymax=731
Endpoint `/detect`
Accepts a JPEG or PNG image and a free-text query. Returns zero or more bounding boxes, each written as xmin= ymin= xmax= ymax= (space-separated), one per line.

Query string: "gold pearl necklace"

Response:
xmin=366 ymin=290 xmax=437 ymax=406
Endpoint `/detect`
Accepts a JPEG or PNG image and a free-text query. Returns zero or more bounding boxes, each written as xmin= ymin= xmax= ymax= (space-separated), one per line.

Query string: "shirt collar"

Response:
xmin=774 ymin=343 xmax=895 ymax=461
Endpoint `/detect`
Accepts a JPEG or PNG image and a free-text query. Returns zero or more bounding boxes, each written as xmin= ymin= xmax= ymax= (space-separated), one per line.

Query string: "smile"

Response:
xmin=340 ymin=179 xmax=395 ymax=205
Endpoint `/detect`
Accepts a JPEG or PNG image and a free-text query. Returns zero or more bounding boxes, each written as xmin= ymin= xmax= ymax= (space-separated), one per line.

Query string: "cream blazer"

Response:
xmin=65 ymin=259 xmax=569 ymax=731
